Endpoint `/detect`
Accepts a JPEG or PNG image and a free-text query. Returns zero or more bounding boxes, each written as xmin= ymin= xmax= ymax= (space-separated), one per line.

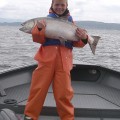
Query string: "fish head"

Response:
xmin=19 ymin=19 xmax=35 ymax=34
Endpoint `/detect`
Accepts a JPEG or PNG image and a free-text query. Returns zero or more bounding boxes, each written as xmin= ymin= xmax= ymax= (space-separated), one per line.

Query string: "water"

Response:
xmin=0 ymin=25 xmax=120 ymax=72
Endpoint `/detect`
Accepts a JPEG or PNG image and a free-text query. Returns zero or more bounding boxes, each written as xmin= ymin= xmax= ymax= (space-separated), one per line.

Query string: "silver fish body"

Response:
xmin=19 ymin=17 xmax=101 ymax=54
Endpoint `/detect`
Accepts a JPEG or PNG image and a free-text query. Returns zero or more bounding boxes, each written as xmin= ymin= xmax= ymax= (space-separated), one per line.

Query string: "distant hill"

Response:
xmin=0 ymin=17 xmax=120 ymax=30
xmin=0 ymin=22 xmax=21 ymax=26
xmin=0 ymin=18 xmax=23 ymax=26
xmin=0 ymin=18 xmax=24 ymax=23
xmin=75 ymin=21 xmax=120 ymax=30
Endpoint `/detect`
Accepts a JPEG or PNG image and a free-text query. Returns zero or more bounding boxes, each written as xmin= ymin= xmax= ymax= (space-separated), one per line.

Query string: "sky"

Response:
xmin=0 ymin=0 xmax=120 ymax=23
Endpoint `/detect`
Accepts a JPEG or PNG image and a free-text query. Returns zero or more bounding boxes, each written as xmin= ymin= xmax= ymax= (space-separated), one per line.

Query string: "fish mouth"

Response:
xmin=19 ymin=27 xmax=24 ymax=31
xmin=19 ymin=27 xmax=32 ymax=34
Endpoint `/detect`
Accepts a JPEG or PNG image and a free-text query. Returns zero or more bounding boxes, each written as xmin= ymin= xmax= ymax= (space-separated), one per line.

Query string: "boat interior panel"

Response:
xmin=0 ymin=64 xmax=120 ymax=119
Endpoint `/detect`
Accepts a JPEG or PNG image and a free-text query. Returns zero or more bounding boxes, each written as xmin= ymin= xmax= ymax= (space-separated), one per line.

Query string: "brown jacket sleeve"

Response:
xmin=31 ymin=25 xmax=46 ymax=44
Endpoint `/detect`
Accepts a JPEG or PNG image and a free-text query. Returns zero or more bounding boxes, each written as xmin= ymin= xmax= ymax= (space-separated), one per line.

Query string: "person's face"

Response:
xmin=52 ymin=0 xmax=68 ymax=15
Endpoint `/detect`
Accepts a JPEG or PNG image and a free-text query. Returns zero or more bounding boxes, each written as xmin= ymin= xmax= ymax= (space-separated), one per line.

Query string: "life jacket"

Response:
xmin=42 ymin=13 xmax=73 ymax=49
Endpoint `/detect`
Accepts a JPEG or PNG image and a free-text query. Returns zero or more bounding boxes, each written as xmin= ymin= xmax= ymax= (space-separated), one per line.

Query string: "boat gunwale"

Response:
xmin=0 ymin=63 xmax=120 ymax=76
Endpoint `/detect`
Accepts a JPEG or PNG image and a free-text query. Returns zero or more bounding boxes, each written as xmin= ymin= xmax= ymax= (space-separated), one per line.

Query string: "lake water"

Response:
xmin=0 ymin=25 xmax=120 ymax=72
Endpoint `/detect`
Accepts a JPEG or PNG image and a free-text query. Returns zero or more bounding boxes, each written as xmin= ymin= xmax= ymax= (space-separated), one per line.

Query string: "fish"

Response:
xmin=19 ymin=17 xmax=101 ymax=54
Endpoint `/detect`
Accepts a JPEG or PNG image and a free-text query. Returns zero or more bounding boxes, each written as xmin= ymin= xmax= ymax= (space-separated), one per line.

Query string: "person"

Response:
xmin=24 ymin=0 xmax=88 ymax=120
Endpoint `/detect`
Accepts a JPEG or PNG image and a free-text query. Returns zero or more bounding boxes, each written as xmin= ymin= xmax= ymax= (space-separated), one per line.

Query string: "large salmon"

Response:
xmin=19 ymin=17 xmax=101 ymax=54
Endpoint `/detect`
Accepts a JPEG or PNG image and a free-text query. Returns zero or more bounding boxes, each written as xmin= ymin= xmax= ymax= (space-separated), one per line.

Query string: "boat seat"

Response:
xmin=0 ymin=108 xmax=19 ymax=120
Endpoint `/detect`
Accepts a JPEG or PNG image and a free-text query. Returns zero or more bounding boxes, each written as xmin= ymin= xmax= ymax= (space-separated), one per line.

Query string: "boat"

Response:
xmin=0 ymin=63 xmax=120 ymax=120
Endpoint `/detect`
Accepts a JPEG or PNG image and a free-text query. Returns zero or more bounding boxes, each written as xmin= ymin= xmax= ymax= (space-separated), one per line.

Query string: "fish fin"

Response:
xmin=88 ymin=36 xmax=101 ymax=55
xmin=52 ymin=16 xmax=68 ymax=22
xmin=59 ymin=16 xmax=68 ymax=21
xmin=47 ymin=15 xmax=68 ymax=21
xmin=59 ymin=36 xmax=67 ymax=45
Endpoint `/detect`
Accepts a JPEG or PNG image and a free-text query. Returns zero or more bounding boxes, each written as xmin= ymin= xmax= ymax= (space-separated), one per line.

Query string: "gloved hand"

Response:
xmin=37 ymin=19 xmax=46 ymax=31
xmin=32 ymin=19 xmax=46 ymax=44
xmin=75 ymin=28 xmax=88 ymax=40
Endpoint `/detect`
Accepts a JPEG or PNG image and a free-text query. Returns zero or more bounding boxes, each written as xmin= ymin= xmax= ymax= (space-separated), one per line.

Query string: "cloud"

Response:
xmin=0 ymin=0 xmax=120 ymax=23
xmin=0 ymin=0 xmax=7 ymax=7
xmin=0 ymin=0 xmax=51 ymax=20
xmin=68 ymin=0 xmax=120 ymax=23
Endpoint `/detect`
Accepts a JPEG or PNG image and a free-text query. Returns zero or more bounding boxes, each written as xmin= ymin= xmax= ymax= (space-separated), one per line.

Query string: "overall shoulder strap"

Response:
xmin=67 ymin=15 xmax=73 ymax=22
xmin=47 ymin=13 xmax=58 ymax=18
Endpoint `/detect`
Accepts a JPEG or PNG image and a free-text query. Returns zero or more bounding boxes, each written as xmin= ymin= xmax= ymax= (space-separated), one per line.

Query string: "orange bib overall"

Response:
xmin=24 ymin=25 xmax=86 ymax=120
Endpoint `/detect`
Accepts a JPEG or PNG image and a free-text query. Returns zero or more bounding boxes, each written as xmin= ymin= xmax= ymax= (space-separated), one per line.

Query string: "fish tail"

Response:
xmin=89 ymin=36 xmax=100 ymax=55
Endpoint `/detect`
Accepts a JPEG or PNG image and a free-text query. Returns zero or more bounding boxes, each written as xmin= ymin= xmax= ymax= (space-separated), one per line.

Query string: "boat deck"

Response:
xmin=0 ymin=81 xmax=120 ymax=119
xmin=17 ymin=114 xmax=120 ymax=120
xmin=0 ymin=64 xmax=120 ymax=119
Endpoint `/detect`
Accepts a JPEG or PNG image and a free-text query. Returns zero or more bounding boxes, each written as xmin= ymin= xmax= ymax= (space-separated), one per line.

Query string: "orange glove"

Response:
xmin=37 ymin=19 xmax=46 ymax=31
xmin=32 ymin=19 xmax=46 ymax=44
